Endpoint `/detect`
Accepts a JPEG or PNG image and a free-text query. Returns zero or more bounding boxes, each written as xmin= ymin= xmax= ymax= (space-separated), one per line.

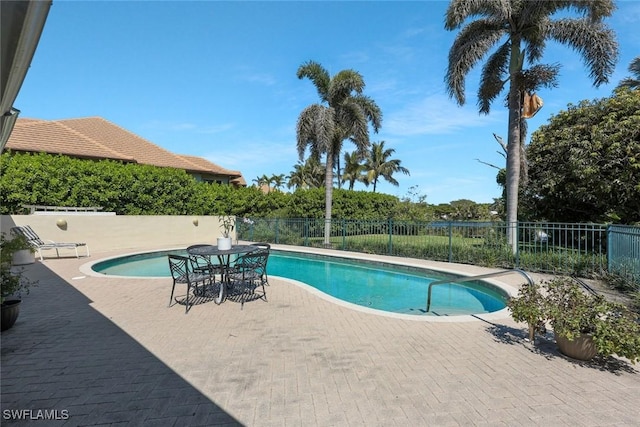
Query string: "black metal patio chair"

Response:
xmin=167 ymin=254 xmax=212 ymax=314
xmin=227 ymin=248 xmax=270 ymax=309
xmin=249 ymin=243 xmax=271 ymax=285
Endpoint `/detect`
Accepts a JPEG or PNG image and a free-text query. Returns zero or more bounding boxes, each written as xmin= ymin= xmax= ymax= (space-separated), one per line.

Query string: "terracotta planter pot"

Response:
xmin=555 ymin=332 xmax=598 ymax=361
xmin=1 ymin=299 xmax=22 ymax=332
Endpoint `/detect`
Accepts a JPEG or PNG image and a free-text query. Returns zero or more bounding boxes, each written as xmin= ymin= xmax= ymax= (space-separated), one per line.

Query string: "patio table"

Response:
xmin=187 ymin=244 xmax=257 ymax=304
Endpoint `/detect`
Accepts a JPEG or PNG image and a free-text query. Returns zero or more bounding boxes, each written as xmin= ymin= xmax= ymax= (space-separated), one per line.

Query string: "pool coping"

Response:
xmin=79 ymin=242 xmax=527 ymax=323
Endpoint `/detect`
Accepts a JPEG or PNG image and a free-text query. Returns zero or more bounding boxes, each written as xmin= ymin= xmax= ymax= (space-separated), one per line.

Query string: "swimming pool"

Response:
xmin=90 ymin=249 xmax=509 ymax=317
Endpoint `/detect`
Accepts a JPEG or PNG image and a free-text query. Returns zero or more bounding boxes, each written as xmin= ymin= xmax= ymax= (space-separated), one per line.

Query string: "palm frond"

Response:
xmin=445 ymin=0 xmax=508 ymax=30
xmin=522 ymin=0 xmax=615 ymax=24
xmin=296 ymin=105 xmax=335 ymax=159
xmin=546 ymin=18 xmax=618 ymax=87
xmin=521 ymin=0 xmax=615 ymax=62
xmin=617 ymin=77 xmax=640 ymax=90
xmin=446 ymin=19 xmax=505 ymax=105
xmin=629 ymin=56 xmax=640 ymax=76
xmin=519 ymin=64 xmax=560 ymax=92
xmin=567 ymin=0 xmax=616 ymax=21
xmin=617 ymin=56 xmax=640 ymax=90
xmin=352 ymin=94 xmax=383 ymax=133
xmin=521 ymin=17 xmax=548 ymax=63
xmin=328 ymin=69 xmax=365 ymax=104
xmin=297 ymin=61 xmax=331 ymax=102
xmin=338 ymin=100 xmax=370 ymax=154
xmin=478 ymin=41 xmax=510 ymax=114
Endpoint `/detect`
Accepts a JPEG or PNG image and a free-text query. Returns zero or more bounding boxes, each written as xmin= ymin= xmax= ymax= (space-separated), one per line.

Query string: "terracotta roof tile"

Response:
xmin=7 ymin=120 xmax=134 ymax=161
xmin=177 ymin=154 xmax=241 ymax=177
xmin=5 ymin=117 xmax=246 ymax=184
xmin=231 ymin=176 xmax=247 ymax=186
xmin=57 ymin=117 xmax=211 ymax=172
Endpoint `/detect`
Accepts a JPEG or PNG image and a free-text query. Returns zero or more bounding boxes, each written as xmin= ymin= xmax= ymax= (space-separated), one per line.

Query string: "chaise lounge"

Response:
xmin=10 ymin=225 xmax=90 ymax=261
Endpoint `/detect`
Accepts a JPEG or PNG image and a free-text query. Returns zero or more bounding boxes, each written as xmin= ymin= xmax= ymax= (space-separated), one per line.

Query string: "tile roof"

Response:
xmin=6 ymin=119 xmax=134 ymax=161
xmin=5 ymin=117 xmax=244 ymax=182
xmin=177 ymin=154 xmax=241 ymax=177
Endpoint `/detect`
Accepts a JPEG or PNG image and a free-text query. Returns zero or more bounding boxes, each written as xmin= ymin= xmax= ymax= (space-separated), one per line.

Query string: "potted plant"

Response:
xmin=1 ymin=233 xmax=35 ymax=331
xmin=10 ymin=233 xmax=35 ymax=265
xmin=217 ymin=215 xmax=235 ymax=250
xmin=506 ymin=282 xmax=547 ymax=343
xmin=508 ymin=277 xmax=640 ymax=363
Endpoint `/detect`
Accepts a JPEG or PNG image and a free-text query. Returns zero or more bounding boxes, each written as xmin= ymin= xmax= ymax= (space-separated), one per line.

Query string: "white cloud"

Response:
xmin=242 ymin=73 xmax=276 ymax=86
xmin=379 ymin=43 xmax=417 ymax=62
xmin=140 ymin=120 xmax=235 ymax=134
xmin=340 ymin=50 xmax=370 ymax=64
xmin=401 ymin=27 xmax=426 ymax=38
xmin=196 ymin=123 xmax=236 ymax=134
xmin=385 ymin=94 xmax=503 ymax=136
xmin=419 ymin=176 xmax=499 ymax=204
xmin=204 ymin=138 xmax=296 ymax=172
xmin=141 ymin=120 xmax=195 ymax=132
xmin=616 ymin=2 xmax=640 ymax=24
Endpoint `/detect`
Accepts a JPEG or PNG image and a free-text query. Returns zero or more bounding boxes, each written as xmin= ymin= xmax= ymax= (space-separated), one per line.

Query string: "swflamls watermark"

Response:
xmin=2 ymin=409 xmax=69 ymax=421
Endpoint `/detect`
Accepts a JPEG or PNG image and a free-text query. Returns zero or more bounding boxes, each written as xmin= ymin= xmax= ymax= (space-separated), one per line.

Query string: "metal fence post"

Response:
xmin=448 ymin=221 xmax=453 ymax=263
xmin=606 ymin=223 xmax=612 ymax=273
xmin=340 ymin=219 xmax=345 ymax=250
xmin=304 ymin=218 xmax=308 ymax=247
xmin=275 ymin=218 xmax=279 ymax=244
xmin=515 ymin=221 xmax=520 ymax=268
xmin=388 ymin=218 xmax=393 ymax=255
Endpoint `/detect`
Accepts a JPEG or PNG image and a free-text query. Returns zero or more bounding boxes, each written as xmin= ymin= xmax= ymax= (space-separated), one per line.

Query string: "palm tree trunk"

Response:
xmin=506 ymin=40 xmax=523 ymax=254
xmin=335 ymin=153 xmax=342 ymax=189
xmin=506 ymin=90 xmax=521 ymax=253
xmin=324 ymin=152 xmax=334 ymax=248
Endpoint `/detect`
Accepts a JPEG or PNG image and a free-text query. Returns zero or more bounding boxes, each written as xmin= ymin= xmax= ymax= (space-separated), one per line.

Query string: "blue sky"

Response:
xmin=15 ymin=0 xmax=640 ymax=205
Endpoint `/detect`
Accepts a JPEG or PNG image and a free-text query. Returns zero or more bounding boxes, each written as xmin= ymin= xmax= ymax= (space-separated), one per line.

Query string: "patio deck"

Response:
xmin=1 ymin=245 xmax=638 ymax=426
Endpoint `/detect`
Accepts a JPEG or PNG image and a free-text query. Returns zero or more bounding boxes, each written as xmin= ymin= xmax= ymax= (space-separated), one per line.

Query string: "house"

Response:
xmin=0 ymin=1 xmax=51 ymax=150
xmin=4 ymin=117 xmax=246 ymax=186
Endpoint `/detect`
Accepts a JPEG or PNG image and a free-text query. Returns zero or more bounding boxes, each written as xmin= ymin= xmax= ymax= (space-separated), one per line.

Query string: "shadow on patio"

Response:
xmin=1 ymin=261 xmax=241 ymax=426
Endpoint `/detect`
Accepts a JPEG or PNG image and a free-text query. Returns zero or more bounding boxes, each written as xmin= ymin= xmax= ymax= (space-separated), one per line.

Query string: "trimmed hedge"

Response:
xmin=1 ymin=151 xmax=404 ymax=219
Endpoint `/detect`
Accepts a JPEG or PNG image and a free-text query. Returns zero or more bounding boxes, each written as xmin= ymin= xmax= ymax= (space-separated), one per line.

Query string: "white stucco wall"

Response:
xmin=1 ymin=215 xmax=234 ymax=254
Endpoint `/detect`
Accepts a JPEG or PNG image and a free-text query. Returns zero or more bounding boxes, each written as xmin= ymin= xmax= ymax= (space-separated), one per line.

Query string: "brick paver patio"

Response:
xmin=2 ymin=245 xmax=638 ymax=426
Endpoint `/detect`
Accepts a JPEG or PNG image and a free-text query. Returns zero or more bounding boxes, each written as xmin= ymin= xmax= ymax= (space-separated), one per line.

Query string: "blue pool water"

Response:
xmin=92 ymin=250 xmax=507 ymax=316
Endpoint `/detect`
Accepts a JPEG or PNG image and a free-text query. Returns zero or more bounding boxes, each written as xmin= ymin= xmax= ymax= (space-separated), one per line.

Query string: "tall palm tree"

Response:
xmin=251 ymin=174 xmax=272 ymax=193
xmin=296 ymin=60 xmax=382 ymax=246
xmin=364 ymin=141 xmax=410 ymax=193
xmin=252 ymin=175 xmax=266 ymax=188
xmin=286 ymin=164 xmax=307 ymax=190
xmin=445 ymin=0 xmax=618 ymax=251
xmin=270 ymin=174 xmax=286 ymax=191
xmin=287 ymin=157 xmax=325 ymax=190
xmin=342 ymin=151 xmax=367 ymax=191
xmin=617 ymin=56 xmax=640 ymax=90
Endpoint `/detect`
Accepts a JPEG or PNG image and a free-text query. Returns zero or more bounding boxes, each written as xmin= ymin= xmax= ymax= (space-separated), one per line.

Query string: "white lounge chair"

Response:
xmin=10 ymin=225 xmax=90 ymax=261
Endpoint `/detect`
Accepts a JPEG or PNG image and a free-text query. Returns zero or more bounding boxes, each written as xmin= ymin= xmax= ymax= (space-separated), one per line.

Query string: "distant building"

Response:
xmin=5 ymin=117 xmax=246 ymax=186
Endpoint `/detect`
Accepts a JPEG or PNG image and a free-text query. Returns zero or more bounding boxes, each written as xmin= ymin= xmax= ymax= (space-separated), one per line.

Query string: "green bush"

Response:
xmin=509 ymin=277 xmax=640 ymax=363
xmin=0 ymin=233 xmax=35 ymax=303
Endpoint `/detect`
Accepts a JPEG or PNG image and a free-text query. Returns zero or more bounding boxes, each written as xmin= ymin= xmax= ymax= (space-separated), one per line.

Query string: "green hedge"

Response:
xmin=1 ymin=151 xmax=406 ymax=219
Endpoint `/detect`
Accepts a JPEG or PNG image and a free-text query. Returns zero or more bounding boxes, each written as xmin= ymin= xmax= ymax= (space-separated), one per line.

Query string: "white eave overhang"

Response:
xmin=1 ymin=0 xmax=51 ymax=151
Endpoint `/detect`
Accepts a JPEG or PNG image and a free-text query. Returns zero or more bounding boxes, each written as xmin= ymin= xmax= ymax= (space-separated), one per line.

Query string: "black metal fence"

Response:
xmin=608 ymin=225 xmax=640 ymax=284
xmin=237 ymin=218 xmax=639 ymax=285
